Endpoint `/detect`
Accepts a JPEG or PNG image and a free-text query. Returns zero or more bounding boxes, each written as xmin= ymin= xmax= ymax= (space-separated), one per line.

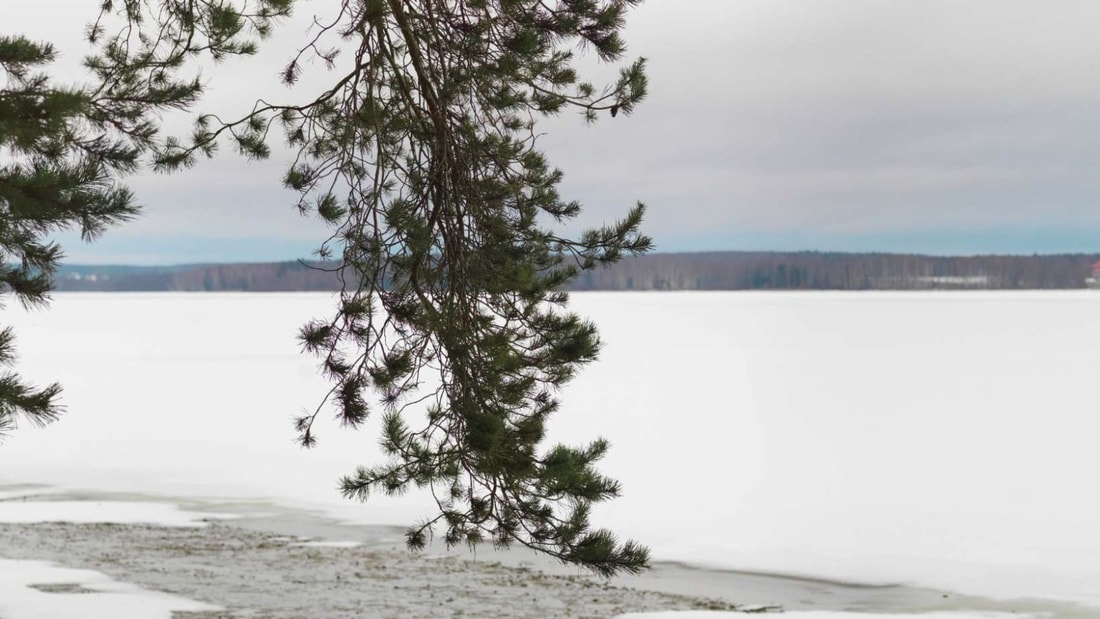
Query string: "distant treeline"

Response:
xmin=568 ymin=251 xmax=1100 ymax=290
xmin=57 ymin=261 xmax=343 ymax=292
xmin=55 ymin=251 xmax=1100 ymax=292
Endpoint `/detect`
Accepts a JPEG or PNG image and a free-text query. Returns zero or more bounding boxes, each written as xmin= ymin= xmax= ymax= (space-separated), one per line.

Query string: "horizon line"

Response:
xmin=57 ymin=248 xmax=1100 ymax=269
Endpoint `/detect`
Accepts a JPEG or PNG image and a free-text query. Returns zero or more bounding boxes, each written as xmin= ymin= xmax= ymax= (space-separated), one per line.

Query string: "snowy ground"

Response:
xmin=1 ymin=292 xmax=1098 ymax=617
xmin=0 ymin=558 xmax=220 ymax=619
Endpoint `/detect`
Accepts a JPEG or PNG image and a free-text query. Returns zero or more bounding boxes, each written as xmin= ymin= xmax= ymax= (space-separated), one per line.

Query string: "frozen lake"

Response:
xmin=2 ymin=291 xmax=1098 ymax=613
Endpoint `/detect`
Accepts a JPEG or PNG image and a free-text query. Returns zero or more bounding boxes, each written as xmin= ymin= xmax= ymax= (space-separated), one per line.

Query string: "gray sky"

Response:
xmin=12 ymin=0 xmax=1100 ymax=263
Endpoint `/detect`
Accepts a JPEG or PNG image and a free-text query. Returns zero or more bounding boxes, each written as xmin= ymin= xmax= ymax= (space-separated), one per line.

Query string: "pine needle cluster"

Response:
xmin=18 ymin=0 xmax=654 ymax=575
xmin=0 ymin=33 xmax=174 ymax=436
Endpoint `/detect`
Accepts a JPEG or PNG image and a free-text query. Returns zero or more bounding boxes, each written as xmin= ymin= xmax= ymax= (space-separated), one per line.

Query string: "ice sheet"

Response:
xmin=0 ymin=559 xmax=219 ymax=619
xmin=2 ymin=291 xmax=1099 ymax=610
xmin=0 ymin=500 xmax=237 ymax=526
xmin=0 ymin=487 xmax=60 ymax=501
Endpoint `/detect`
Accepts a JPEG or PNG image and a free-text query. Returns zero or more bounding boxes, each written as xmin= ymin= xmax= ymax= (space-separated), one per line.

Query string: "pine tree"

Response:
xmin=0 ymin=34 xmax=198 ymax=436
xmin=67 ymin=0 xmax=654 ymax=575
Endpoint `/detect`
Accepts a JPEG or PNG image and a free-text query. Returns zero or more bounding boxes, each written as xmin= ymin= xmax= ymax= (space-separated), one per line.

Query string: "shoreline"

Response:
xmin=0 ymin=521 xmax=749 ymax=618
xmin=0 ymin=488 xmax=1090 ymax=618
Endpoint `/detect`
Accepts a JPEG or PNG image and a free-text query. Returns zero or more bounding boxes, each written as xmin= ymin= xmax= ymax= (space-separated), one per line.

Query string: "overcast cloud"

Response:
xmin=11 ymin=0 xmax=1100 ymax=263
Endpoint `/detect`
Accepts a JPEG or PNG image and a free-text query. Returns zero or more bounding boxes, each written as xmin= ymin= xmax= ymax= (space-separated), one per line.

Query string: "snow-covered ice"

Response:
xmin=617 ymin=612 xmax=1040 ymax=619
xmin=0 ymin=486 xmax=59 ymax=501
xmin=2 ymin=291 xmax=1098 ymax=611
xmin=289 ymin=539 xmax=362 ymax=548
xmin=0 ymin=500 xmax=236 ymax=526
xmin=0 ymin=559 xmax=220 ymax=619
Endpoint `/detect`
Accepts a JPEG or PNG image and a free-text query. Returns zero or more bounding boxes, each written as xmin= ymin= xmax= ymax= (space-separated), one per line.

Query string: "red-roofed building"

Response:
xmin=1087 ymin=261 xmax=1100 ymax=288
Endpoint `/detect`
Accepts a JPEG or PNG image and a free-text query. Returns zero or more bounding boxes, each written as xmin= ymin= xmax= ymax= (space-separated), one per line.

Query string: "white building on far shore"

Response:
xmin=1087 ymin=260 xmax=1100 ymax=288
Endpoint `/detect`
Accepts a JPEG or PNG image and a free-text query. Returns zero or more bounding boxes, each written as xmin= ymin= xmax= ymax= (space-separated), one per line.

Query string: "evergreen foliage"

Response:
xmin=0 ymin=33 xmax=193 ymax=436
xmin=8 ymin=0 xmax=653 ymax=575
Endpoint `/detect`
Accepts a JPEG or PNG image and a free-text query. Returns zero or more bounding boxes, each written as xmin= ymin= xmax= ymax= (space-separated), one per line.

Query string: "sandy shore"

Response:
xmin=0 ymin=489 xmax=1090 ymax=618
xmin=0 ymin=520 xmax=751 ymax=618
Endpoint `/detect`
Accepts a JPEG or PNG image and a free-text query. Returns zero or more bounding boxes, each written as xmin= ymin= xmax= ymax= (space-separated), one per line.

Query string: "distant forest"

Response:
xmin=55 ymin=251 xmax=1100 ymax=292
